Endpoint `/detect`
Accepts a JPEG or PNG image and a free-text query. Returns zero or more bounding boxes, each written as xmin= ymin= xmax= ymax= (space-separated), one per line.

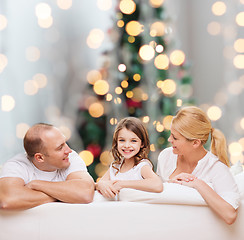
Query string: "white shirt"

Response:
xmin=157 ymin=147 xmax=240 ymax=209
xmin=110 ymin=160 xmax=151 ymax=180
xmin=0 ymin=150 xmax=87 ymax=184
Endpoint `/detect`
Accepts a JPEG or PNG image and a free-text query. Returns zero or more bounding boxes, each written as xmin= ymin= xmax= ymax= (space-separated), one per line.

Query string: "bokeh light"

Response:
xmin=93 ymin=80 xmax=109 ymax=95
xmin=57 ymin=0 xmax=73 ymax=10
xmin=207 ymin=21 xmax=221 ymax=35
xmin=33 ymin=73 xmax=48 ymax=88
xmin=228 ymin=142 xmax=243 ymax=156
xmin=97 ymin=0 xmax=113 ymax=11
xmin=0 ymin=54 xmax=8 ymax=73
xmin=35 ymin=3 xmax=52 ymax=19
xmin=207 ymin=106 xmax=222 ymax=121
xmin=118 ymin=63 xmax=126 ymax=72
xmin=150 ymin=21 xmax=165 ymax=36
xmin=170 ymin=50 xmax=185 ymax=66
xmin=88 ymin=102 xmax=104 ymax=118
xmin=149 ymin=0 xmax=164 ymax=8
xmin=234 ymin=39 xmax=244 ymax=53
xmin=161 ymin=79 xmax=176 ymax=96
xmin=24 ymin=80 xmax=39 ymax=95
xmin=154 ymin=54 xmax=169 ymax=69
xmin=163 ymin=115 xmax=173 ymax=130
xmin=87 ymin=29 xmax=104 ymax=49
xmin=0 ymin=14 xmax=7 ymax=31
xmin=125 ymin=21 xmax=143 ymax=36
xmin=16 ymin=123 xmax=30 ymax=139
xmin=240 ymin=117 xmax=244 ymax=130
xmin=79 ymin=150 xmax=94 ymax=166
xmin=1 ymin=95 xmax=15 ymax=112
xmin=95 ymin=163 xmax=108 ymax=177
xmin=38 ymin=16 xmax=53 ymax=28
xmin=211 ymin=1 xmax=226 ymax=16
xmin=156 ymin=44 xmax=164 ymax=53
xmin=236 ymin=12 xmax=244 ymax=26
xmin=139 ymin=45 xmax=155 ymax=61
xmin=233 ymin=55 xmax=244 ymax=69
xmin=119 ymin=0 xmax=136 ymax=15
xmin=100 ymin=150 xmax=113 ymax=165
xmin=25 ymin=46 xmax=41 ymax=62
xmin=59 ymin=125 xmax=71 ymax=140
xmin=115 ymin=87 xmax=123 ymax=94
xmin=110 ymin=117 xmax=118 ymax=125
xmin=87 ymin=70 xmax=102 ymax=85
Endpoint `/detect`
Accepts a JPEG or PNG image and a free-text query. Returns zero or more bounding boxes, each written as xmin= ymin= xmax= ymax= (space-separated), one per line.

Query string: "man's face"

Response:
xmin=40 ymin=127 xmax=72 ymax=172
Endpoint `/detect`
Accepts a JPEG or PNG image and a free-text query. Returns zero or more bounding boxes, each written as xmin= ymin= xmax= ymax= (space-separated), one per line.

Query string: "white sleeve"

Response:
xmin=65 ymin=150 xmax=88 ymax=176
xmin=210 ymin=162 xmax=241 ymax=209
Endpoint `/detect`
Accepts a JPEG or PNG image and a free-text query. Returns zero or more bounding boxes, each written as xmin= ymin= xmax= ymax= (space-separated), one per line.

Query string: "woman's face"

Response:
xmin=168 ymin=127 xmax=193 ymax=155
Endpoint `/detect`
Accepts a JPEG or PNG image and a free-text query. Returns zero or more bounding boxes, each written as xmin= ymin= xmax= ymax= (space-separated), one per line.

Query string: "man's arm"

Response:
xmin=0 ymin=177 xmax=56 ymax=210
xmin=26 ymin=171 xmax=95 ymax=204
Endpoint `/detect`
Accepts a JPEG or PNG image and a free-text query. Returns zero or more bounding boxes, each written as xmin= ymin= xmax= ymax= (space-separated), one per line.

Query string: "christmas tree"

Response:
xmin=77 ymin=0 xmax=194 ymax=181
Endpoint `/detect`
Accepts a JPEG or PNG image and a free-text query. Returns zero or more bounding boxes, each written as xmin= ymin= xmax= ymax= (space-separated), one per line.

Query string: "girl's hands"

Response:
xmin=96 ymin=180 xmax=119 ymax=199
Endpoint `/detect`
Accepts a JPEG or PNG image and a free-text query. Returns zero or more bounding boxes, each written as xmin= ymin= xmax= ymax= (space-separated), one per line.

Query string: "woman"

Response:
xmin=157 ymin=106 xmax=240 ymax=224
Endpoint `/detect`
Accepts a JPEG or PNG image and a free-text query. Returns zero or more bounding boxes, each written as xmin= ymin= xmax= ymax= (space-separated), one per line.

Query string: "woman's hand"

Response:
xmin=169 ymin=173 xmax=198 ymax=188
xmin=96 ymin=180 xmax=119 ymax=199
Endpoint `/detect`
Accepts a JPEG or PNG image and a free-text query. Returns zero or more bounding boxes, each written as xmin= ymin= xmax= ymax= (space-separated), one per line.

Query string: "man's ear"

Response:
xmin=192 ymin=139 xmax=202 ymax=148
xmin=34 ymin=153 xmax=44 ymax=163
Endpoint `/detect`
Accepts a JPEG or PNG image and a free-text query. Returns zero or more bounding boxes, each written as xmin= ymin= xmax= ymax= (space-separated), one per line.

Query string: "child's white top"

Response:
xmin=110 ymin=160 xmax=151 ymax=180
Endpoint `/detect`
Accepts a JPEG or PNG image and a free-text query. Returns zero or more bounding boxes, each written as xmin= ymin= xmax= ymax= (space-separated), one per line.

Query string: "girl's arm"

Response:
xmin=113 ymin=165 xmax=163 ymax=193
xmin=171 ymin=173 xmax=237 ymax=225
xmin=95 ymin=170 xmax=119 ymax=198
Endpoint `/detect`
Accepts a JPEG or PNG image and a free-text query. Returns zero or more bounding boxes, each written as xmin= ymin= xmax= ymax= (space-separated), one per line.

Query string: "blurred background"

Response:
xmin=0 ymin=0 xmax=243 ymax=180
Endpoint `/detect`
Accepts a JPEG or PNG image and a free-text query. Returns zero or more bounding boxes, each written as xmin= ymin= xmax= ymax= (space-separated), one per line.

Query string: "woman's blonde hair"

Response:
xmin=111 ymin=117 xmax=151 ymax=173
xmin=172 ymin=106 xmax=229 ymax=167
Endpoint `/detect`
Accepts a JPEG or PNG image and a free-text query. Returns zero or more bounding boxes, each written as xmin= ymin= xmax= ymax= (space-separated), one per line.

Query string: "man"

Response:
xmin=0 ymin=123 xmax=95 ymax=210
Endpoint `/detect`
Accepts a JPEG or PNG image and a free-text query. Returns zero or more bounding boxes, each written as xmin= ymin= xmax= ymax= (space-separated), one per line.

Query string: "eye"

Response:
xmin=118 ymin=139 xmax=124 ymax=142
xmin=132 ymin=139 xmax=138 ymax=142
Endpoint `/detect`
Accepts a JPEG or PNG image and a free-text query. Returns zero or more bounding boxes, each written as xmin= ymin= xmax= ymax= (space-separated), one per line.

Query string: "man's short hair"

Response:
xmin=24 ymin=123 xmax=53 ymax=160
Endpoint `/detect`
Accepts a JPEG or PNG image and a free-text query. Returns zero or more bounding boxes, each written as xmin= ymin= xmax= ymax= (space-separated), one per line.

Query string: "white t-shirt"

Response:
xmin=157 ymin=147 xmax=240 ymax=209
xmin=110 ymin=160 xmax=151 ymax=180
xmin=0 ymin=150 xmax=87 ymax=184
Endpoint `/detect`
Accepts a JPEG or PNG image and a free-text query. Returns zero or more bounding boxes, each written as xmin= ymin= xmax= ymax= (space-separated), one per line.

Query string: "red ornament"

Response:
xmin=86 ymin=144 xmax=102 ymax=158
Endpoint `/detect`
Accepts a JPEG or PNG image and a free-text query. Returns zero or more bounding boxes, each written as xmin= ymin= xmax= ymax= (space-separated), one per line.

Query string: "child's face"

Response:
xmin=117 ymin=127 xmax=142 ymax=161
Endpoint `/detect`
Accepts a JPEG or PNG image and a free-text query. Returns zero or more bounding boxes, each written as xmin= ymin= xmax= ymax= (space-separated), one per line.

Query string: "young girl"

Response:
xmin=96 ymin=117 xmax=163 ymax=199
xmin=157 ymin=106 xmax=240 ymax=225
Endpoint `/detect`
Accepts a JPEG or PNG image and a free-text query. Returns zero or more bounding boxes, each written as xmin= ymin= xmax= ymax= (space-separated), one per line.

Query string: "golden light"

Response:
xmin=240 ymin=117 xmax=244 ymax=130
xmin=211 ymin=1 xmax=226 ymax=16
xmin=93 ymin=80 xmax=109 ymax=95
xmin=84 ymin=96 xmax=97 ymax=109
xmin=33 ymin=73 xmax=48 ymax=88
xmin=156 ymin=44 xmax=164 ymax=53
xmin=0 ymin=15 xmax=7 ymax=31
xmin=38 ymin=16 xmax=53 ymax=28
xmin=87 ymin=29 xmax=104 ymax=49
xmin=228 ymin=142 xmax=243 ymax=156
xmin=177 ymin=99 xmax=182 ymax=107
xmin=142 ymin=116 xmax=150 ymax=123
xmin=154 ymin=54 xmax=169 ymax=69
xmin=114 ymin=97 xmax=122 ymax=104
xmin=79 ymin=150 xmax=94 ymax=166
xmin=239 ymin=137 xmax=244 ymax=149
xmin=121 ymin=80 xmax=129 ymax=88
xmin=115 ymin=87 xmax=123 ymax=94
xmin=156 ymin=122 xmax=164 ymax=132
xmin=117 ymin=20 xmax=124 ymax=28
xmin=132 ymin=87 xmax=144 ymax=102
xmin=119 ymin=0 xmax=136 ymax=15
xmin=128 ymin=36 xmax=135 ymax=43
xmin=142 ymin=93 xmax=148 ymax=101
xmin=170 ymin=50 xmax=185 ymax=66
xmin=207 ymin=106 xmax=222 ymax=121
xmin=0 ymin=54 xmax=8 ymax=73
xmin=57 ymin=0 xmax=72 ymax=10
xmin=156 ymin=80 xmax=164 ymax=88
xmin=139 ymin=45 xmax=155 ymax=61
xmin=87 ymin=70 xmax=102 ymax=85
xmin=59 ymin=125 xmax=71 ymax=140
xmin=207 ymin=21 xmax=221 ymax=35
xmin=100 ymin=150 xmax=113 ymax=166
xmin=149 ymin=0 xmax=164 ymax=8
xmin=234 ymin=39 xmax=244 ymax=53
xmin=133 ymin=73 xmax=141 ymax=81
xmin=118 ymin=63 xmax=126 ymax=72
xmin=24 ymin=80 xmax=39 ymax=95
xmin=125 ymin=21 xmax=143 ymax=36
xmin=150 ymin=144 xmax=156 ymax=152
xmin=1 ymin=95 xmax=15 ymax=112
xmin=25 ymin=46 xmax=41 ymax=62
xmin=106 ymin=93 xmax=113 ymax=101
xmin=95 ymin=163 xmax=108 ymax=177
xmin=163 ymin=115 xmax=173 ymax=130
xmin=233 ymin=55 xmax=244 ymax=69
xmin=97 ymin=0 xmax=112 ymax=11
xmin=88 ymin=102 xmax=104 ymax=118
xmin=150 ymin=21 xmax=165 ymax=36
xmin=126 ymin=91 xmax=133 ymax=98
xmin=161 ymin=79 xmax=177 ymax=96
xmin=110 ymin=117 xmax=118 ymax=125
xmin=16 ymin=123 xmax=30 ymax=139
xmin=35 ymin=3 xmax=52 ymax=19
xmin=236 ymin=12 xmax=244 ymax=26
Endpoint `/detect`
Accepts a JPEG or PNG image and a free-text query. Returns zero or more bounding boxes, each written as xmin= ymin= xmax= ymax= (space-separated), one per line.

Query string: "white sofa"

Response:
xmin=1 ymin=172 xmax=244 ymax=240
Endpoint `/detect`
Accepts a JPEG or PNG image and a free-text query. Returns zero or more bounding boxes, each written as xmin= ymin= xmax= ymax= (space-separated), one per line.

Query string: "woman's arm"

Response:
xmin=113 ymin=165 xmax=163 ymax=193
